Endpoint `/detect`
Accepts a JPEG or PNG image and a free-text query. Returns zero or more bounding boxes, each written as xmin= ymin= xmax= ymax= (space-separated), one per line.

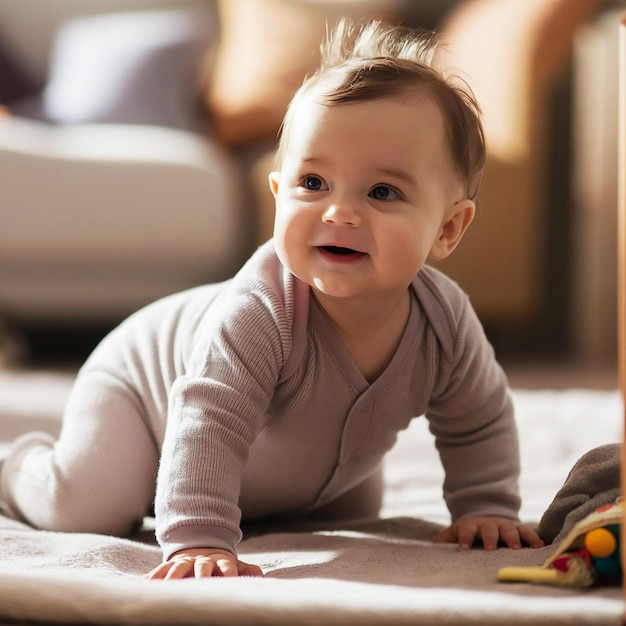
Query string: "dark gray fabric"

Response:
xmin=537 ymin=443 xmax=621 ymax=545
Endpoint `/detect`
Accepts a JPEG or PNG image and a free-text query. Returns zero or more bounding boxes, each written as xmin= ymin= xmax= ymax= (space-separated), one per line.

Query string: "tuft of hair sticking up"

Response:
xmin=319 ymin=19 xmax=440 ymax=72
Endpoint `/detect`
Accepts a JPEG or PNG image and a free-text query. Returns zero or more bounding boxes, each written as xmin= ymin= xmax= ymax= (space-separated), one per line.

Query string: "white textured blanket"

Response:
xmin=0 ymin=370 xmax=622 ymax=625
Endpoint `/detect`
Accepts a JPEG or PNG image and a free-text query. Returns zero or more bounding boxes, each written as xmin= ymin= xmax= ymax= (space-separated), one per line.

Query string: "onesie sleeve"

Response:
xmin=154 ymin=283 xmax=290 ymax=560
xmin=425 ymin=287 xmax=521 ymax=523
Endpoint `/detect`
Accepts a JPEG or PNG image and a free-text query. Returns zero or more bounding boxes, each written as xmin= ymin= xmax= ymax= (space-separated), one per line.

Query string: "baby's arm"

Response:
xmin=145 ymin=548 xmax=263 ymax=579
xmin=426 ymin=287 xmax=539 ymax=550
xmin=152 ymin=284 xmax=289 ymax=578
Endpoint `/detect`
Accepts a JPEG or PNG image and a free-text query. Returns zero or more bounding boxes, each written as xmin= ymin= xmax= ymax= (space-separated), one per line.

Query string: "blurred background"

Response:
xmin=0 ymin=0 xmax=623 ymax=389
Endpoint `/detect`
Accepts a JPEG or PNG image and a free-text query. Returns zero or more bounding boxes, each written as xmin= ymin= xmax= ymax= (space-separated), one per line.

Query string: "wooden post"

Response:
xmin=617 ymin=13 xmax=626 ymax=625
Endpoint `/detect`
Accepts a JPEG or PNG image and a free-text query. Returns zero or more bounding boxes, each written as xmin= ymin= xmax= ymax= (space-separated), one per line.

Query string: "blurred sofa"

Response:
xmin=0 ymin=0 xmax=619 ymax=360
xmin=0 ymin=0 xmax=248 ymax=326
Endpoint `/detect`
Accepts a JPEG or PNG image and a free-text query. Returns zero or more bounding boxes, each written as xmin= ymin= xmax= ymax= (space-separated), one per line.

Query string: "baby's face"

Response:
xmin=270 ymin=92 xmax=465 ymax=305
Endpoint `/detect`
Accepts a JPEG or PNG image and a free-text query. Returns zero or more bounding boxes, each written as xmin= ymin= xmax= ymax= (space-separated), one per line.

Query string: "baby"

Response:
xmin=0 ymin=20 xmax=543 ymax=580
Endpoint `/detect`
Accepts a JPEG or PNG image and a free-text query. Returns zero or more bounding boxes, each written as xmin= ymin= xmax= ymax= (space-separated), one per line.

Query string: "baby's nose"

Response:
xmin=322 ymin=202 xmax=362 ymax=227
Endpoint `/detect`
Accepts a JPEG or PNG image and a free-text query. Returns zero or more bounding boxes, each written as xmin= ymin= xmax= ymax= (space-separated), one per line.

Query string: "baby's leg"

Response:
xmin=0 ymin=368 xmax=159 ymax=536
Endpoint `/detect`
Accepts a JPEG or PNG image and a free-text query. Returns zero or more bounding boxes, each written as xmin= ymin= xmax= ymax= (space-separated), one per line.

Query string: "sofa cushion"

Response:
xmin=29 ymin=8 xmax=218 ymax=131
xmin=203 ymin=0 xmax=398 ymax=148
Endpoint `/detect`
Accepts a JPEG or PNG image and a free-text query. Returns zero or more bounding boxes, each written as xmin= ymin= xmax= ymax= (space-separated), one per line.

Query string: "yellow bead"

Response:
xmin=584 ymin=528 xmax=617 ymax=559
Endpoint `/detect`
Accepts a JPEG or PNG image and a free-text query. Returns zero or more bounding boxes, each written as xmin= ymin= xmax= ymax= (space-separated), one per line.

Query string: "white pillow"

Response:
xmin=41 ymin=8 xmax=217 ymax=130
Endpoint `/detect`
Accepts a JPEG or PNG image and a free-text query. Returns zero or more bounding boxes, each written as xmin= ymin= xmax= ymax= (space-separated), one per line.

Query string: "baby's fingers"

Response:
xmin=494 ymin=522 xmax=523 ymax=550
xmin=144 ymin=559 xmax=190 ymax=580
xmin=477 ymin=522 xmax=501 ymax=551
xmin=433 ymin=523 xmax=481 ymax=549
xmin=140 ymin=557 xmax=198 ymax=580
xmin=164 ymin=557 xmax=197 ymax=579
xmin=517 ymin=524 xmax=545 ymax=549
xmin=194 ymin=555 xmax=238 ymax=578
xmin=144 ymin=562 xmax=170 ymax=580
xmin=237 ymin=560 xmax=264 ymax=577
xmin=432 ymin=526 xmax=456 ymax=544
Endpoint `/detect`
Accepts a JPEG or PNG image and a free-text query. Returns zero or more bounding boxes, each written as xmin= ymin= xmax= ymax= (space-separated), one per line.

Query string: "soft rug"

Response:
xmin=0 ymin=369 xmax=622 ymax=625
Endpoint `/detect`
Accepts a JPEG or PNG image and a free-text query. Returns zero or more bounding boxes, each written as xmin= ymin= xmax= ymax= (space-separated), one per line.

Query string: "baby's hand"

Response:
xmin=432 ymin=516 xmax=545 ymax=551
xmin=145 ymin=547 xmax=263 ymax=579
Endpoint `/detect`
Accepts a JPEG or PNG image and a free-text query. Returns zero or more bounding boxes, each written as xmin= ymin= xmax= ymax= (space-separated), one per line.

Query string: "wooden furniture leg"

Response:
xmin=617 ymin=13 xmax=626 ymax=625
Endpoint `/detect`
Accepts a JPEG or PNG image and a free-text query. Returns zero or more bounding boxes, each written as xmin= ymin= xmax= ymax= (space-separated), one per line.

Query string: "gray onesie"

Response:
xmin=0 ymin=240 xmax=520 ymax=559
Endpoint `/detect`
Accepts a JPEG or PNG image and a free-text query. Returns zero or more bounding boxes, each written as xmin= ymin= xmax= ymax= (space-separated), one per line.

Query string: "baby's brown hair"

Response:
xmin=276 ymin=20 xmax=486 ymax=201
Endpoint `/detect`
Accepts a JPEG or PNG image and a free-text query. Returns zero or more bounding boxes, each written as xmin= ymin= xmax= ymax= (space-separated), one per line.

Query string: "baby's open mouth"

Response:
xmin=319 ymin=245 xmax=366 ymax=261
xmin=323 ymin=246 xmax=359 ymax=255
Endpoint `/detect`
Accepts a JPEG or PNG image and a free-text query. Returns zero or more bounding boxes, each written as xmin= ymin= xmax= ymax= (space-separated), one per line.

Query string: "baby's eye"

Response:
xmin=301 ymin=175 xmax=326 ymax=191
xmin=369 ymin=185 xmax=399 ymax=201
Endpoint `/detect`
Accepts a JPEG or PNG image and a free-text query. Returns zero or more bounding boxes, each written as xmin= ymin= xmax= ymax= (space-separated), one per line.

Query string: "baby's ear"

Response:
xmin=429 ymin=199 xmax=475 ymax=260
xmin=268 ymin=171 xmax=280 ymax=198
